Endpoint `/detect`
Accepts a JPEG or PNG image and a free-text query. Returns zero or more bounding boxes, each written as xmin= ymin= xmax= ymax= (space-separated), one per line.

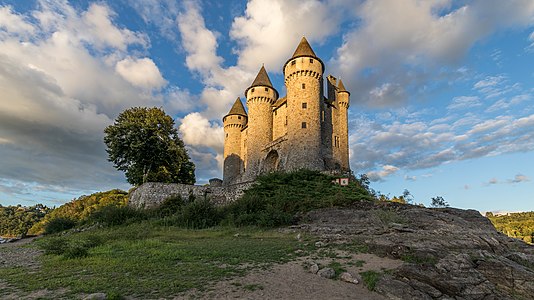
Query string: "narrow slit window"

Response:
xmin=251 ymin=88 xmax=255 ymax=93
xmin=302 ymin=122 xmax=307 ymax=129
xmin=302 ymin=83 xmax=305 ymax=89
xmin=302 ymin=102 xmax=307 ymax=109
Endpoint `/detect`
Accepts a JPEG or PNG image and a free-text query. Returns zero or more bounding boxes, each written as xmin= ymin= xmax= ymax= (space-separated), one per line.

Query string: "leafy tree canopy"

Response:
xmin=104 ymin=107 xmax=195 ymax=186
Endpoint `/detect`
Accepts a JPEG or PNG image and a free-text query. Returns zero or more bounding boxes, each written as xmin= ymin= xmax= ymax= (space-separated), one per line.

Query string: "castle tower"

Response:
xmin=336 ymin=79 xmax=350 ymax=171
xmin=283 ymin=37 xmax=324 ymax=171
xmin=223 ymin=97 xmax=247 ymax=184
xmin=244 ymin=66 xmax=279 ymax=177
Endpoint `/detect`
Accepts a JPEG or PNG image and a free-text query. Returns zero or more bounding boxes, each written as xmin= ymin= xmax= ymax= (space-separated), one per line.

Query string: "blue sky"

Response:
xmin=0 ymin=0 xmax=533 ymax=212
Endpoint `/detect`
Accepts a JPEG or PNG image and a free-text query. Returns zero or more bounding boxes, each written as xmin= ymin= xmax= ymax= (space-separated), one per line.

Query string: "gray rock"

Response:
xmin=317 ymin=267 xmax=335 ymax=279
xmin=309 ymin=263 xmax=319 ymax=274
xmin=83 ymin=293 xmax=107 ymax=300
xmin=315 ymin=241 xmax=327 ymax=248
xmin=340 ymin=272 xmax=358 ymax=284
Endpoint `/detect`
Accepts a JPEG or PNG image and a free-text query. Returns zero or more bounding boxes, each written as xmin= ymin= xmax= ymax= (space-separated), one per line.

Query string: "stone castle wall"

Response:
xmin=128 ymin=181 xmax=254 ymax=209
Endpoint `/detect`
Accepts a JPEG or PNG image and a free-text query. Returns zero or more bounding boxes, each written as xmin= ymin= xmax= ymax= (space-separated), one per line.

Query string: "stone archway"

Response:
xmin=264 ymin=150 xmax=279 ymax=173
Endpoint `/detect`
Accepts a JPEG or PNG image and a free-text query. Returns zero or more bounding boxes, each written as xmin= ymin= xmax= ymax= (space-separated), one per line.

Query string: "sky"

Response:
xmin=0 ymin=0 xmax=533 ymax=212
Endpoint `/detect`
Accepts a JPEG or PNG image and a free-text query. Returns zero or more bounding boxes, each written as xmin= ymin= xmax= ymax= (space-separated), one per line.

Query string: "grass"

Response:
xmin=360 ymin=270 xmax=382 ymax=291
xmin=0 ymin=222 xmax=301 ymax=298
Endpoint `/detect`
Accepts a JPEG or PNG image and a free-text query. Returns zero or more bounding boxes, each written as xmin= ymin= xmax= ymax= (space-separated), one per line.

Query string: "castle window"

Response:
xmin=226 ymin=133 xmax=228 ymax=138
xmin=310 ymin=58 xmax=314 ymax=63
xmin=285 ymin=116 xmax=288 ymax=125
xmin=302 ymin=102 xmax=307 ymax=109
xmin=302 ymin=83 xmax=305 ymax=89
xmin=274 ymin=110 xmax=277 ymax=116
xmin=302 ymin=122 xmax=307 ymax=129
xmin=291 ymin=60 xmax=296 ymax=66
xmin=265 ymin=87 xmax=268 ymax=92
xmin=251 ymin=88 xmax=255 ymax=93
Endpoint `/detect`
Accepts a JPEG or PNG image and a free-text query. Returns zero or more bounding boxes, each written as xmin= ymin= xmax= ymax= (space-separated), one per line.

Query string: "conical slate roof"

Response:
xmin=291 ymin=37 xmax=318 ymax=59
xmin=250 ymin=66 xmax=274 ymax=88
xmin=245 ymin=66 xmax=279 ymax=99
xmin=283 ymin=36 xmax=324 ymax=73
xmin=225 ymin=97 xmax=247 ymax=117
xmin=337 ymin=79 xmax=350 ymax=95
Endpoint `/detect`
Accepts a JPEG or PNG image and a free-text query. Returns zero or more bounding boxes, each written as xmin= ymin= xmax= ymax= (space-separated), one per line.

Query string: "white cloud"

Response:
xmin=178 ymin=113 xmax=224 ymax=153
xmin=510 ymin=174 xmax=530 ymax=183
xmin=331 ymin=0 xmax=534 ymax=107
xmin=0 ymin=6 xmax=34 ymax=35
xmin=447 ymin=96 xmax=481 ymax=110
xmin=404 ymin=175 xmax=417 ymax=181
xmin=115 ymin=57 xmax=166 ymax=89
xmin=230 ymin=0 xmax=343 ymax=72
xmin=367 ymin=165 xmax=399 ymax=182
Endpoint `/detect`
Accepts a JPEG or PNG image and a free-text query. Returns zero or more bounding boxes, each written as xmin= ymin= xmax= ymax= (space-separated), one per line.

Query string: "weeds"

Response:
xmin=360 ymin=270 xmax=382 ymax=291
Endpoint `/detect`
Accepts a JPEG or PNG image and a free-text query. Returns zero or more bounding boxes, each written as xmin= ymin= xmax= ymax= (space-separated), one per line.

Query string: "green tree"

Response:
xmin=104 ymin=107 xmax=195 ymax=185
xmin=430 ymin=196 xmax=449 ymax=208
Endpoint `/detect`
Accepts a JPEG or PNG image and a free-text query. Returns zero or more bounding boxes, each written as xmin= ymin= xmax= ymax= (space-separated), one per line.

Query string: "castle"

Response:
xmin=222 ymin=37 xmax=350 ymax=185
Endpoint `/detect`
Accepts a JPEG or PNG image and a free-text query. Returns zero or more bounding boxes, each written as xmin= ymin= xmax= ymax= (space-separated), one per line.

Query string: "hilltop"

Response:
xmin=0 ymin=171 xmax=533 ymax=299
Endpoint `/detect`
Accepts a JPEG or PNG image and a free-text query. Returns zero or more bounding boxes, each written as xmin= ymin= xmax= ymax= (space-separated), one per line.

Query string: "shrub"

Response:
xmin=62 ymin=243 xmax=89 ymax=259
xmin=360 ymin=270 xmax=382 ymax=291
xmin=40 ymin=236 xmax=69 ymax=255
xmin=223 ymin=169 xmax=374 ymax=227
xmin=155 ymin=195 xmax=184 ymax=217
xmin=176 ymin=198 xmax=221 ymax=229
xmin=89 ymin=205 xmax=146 ymax=226
xmin=44 ymin=217 xmax=76 ymax=235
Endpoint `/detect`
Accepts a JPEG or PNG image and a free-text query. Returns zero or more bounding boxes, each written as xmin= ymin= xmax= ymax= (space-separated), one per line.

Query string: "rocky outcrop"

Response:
xmin=297 ymin=202 xmax=534 ymax=300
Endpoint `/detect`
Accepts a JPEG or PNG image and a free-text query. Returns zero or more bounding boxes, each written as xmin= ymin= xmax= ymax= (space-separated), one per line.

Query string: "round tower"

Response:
xmin=283 ymin=37 xmax=325 ymax=171
xmin=336 ymin=80 xmax=350 ymax=172
xmin=223 ymin=97 xmax=247 ymax=185
xmin=244 ymin=66 xmax=278 ymax=177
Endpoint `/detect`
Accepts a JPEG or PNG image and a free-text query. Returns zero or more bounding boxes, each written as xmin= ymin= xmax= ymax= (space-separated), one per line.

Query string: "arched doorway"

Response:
xmin=264 ymin=150 xmax=279 ymax=173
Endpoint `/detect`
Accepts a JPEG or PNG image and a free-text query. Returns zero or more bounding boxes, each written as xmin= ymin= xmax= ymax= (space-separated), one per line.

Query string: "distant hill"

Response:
xmin=28 ymin=189 xmax=128 ymax=235
xmin=486 ymin=211 xmax=534 ymax=244
xmin=0 ymin=204 xmax=51 ymax=237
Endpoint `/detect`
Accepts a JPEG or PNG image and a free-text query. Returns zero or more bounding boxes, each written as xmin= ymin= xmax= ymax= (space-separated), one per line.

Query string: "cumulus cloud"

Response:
xmin=178 ymin=113 xmax=224 ymax=153
xmin=115 ymin=57 xmax=166 ymax=89
xmin=367 ymin=165 xmax=399 ymax=182
xmin=0 ymin=1 xmax=178 ymax=202
xmin=331 ymin=0 xmax=534 ymax=107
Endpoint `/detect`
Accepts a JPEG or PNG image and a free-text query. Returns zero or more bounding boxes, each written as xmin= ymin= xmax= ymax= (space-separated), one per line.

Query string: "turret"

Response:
xmin=244 ymin=66 xmax=278 ymax=177
xmin=223 ymin=97 xmax=247 ymax=184
xmin=336 ymin=79 xmax=350 ymax=171
xmin=283 ymin=37 xmax=324 ymax=171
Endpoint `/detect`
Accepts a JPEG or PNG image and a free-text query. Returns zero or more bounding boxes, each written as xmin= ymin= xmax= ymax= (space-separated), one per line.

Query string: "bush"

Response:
xmin=44 ymin=218 xmax=76 ymax=235
xmin=223 ymin=169 xmax=374 ymax=227
xmin=40 ymin=236 xmax=69 ymax=255
xmin=89 ymin=205 xmax=146 ymax=226
xmin=175 ymin=198 xmax=221 ymax=229
xmin=63 ymin=243 xmax=89 ymax=259
xmin=154 ymin=195 xmax=184 ymax=217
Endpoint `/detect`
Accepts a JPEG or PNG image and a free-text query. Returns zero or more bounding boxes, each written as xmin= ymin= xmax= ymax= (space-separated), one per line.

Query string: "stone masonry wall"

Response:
xmin=128 ymin=181 xmax=254 ymax=209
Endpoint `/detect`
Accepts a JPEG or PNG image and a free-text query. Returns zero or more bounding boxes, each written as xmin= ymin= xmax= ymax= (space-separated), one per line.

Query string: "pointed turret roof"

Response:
xmin=225 ymin=97 xmax=247 ymax=118
xmin=291 ymin=37 xmax=318 ymax=59
xmin=283 ymin=36 xmax=324 ymax=73
xmin=337 ymin=79 xmax=350 ymax=95
xmin=245 ymin=66 xmax=279 ymax=99
xmin=251 ymin=65 xmax=274 ymax=88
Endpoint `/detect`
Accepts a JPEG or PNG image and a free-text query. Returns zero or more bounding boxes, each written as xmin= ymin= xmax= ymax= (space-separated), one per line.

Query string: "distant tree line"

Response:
xmin=486 ymin=211 xmax=534 ymax=244
xmin=0 ymin=204 xmax=51 ymax=237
